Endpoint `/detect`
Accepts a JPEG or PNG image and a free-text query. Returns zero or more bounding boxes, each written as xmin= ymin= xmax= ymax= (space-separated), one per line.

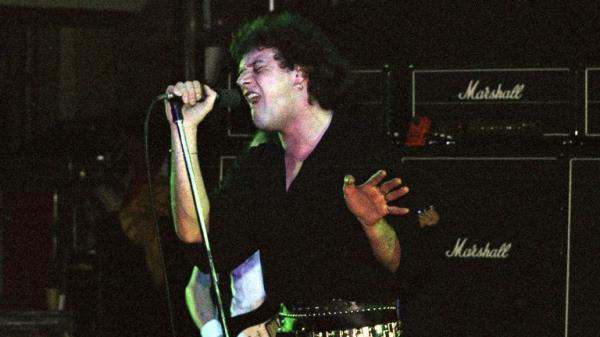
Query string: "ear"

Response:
xmin=293 ymin=65 xmax=308 ymax=88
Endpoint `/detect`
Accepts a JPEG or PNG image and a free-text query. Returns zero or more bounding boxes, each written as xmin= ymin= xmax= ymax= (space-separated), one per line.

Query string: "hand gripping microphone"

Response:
xmin=159 ymin=89 xmax=242 ymax=122
xmin=158 ymin=89 xmax=242 ymax=108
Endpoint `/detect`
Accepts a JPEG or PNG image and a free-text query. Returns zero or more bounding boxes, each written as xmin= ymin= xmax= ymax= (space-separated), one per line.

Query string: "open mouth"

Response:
xmin=245 ymin=92 xmax=261 ymax=105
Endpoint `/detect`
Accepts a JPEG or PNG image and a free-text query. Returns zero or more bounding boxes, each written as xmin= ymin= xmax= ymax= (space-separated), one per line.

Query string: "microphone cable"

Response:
xmin=143 ymin=95 xmax=179 ymax=337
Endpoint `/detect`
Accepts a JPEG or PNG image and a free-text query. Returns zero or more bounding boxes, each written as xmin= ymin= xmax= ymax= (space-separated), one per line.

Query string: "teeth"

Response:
xmin=246 ymin=92 xmax=260 ymax=104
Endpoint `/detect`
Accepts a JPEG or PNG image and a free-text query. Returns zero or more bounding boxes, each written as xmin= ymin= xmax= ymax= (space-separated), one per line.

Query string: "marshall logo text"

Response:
xmin=457 ymin=79 xmax=525 ymax=101
xmin=445 ymin=237 xmax=512 ymax=259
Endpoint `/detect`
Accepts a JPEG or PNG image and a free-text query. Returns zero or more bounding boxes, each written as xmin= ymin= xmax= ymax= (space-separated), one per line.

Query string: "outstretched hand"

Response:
xmin=343 ymin=170 xmax=410 ymax=227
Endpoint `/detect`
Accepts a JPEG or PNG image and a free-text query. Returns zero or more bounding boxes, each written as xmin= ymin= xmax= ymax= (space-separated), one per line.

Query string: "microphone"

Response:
xmin=158 ymin=89 xmax=242 ymax=109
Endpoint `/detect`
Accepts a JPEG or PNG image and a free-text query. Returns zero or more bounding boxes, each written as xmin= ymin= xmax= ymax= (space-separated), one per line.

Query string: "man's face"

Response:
xmin=237 ymin=48 xmax=297 ymax=131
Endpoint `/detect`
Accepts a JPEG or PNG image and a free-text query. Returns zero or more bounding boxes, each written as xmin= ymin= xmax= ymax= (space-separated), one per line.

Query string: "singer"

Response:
xmin=166 ymin=12 xmax=417 ymax=337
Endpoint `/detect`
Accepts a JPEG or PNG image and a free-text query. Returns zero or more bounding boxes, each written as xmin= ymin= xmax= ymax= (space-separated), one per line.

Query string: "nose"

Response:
xmin=236 ymin=71 xmax=252 ymax=88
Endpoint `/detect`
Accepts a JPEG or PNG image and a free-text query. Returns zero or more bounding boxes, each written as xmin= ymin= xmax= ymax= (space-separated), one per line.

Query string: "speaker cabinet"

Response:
xmin=400 ymin=157 xmax=569 ymax=337
xmin=584 ymin=68 xmax=600 ymax=136
xmin=567 ymin=158 xmax=600 ymax=337
xmin=411 ymin=68 xmax=576 ymax=141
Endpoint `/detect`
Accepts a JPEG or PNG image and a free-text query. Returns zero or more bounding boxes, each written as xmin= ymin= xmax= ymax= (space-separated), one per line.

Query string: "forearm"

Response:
xmin=170 ymin=124 xmax=210 ymax=243
xmin=362 ymin=218 xmax=401 ymax=273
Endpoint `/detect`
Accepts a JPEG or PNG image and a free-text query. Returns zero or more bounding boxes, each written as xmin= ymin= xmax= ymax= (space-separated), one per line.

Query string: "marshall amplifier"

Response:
xmin=411 ymin=68 xmax=576 ymax=143
xmin=584 ymin=68 xmax=600 ymax=137
xmin=567 ymin=158 xmax=600 ymax=337
xmin=399 ymin=157 xmax=569 ymax=337
xmin=347 ymin=67 xmax=394 ymax=138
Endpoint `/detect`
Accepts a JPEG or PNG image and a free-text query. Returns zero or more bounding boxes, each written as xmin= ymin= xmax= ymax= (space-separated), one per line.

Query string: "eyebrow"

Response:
xmin=238 ymin=58 xmax=267 ymax=76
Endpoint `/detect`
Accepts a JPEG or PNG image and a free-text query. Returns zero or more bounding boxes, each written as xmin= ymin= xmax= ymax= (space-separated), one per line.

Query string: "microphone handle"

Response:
xmin=169 ymin=96 xmax=184 ymax=122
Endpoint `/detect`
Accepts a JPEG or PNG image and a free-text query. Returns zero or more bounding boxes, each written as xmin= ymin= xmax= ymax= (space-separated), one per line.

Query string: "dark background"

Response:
xmin=0 ymin=1 xmax=599 ymax=336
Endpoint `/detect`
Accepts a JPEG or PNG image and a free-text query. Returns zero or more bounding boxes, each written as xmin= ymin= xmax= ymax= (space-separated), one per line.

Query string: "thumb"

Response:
xmin=343 ymin=174 xmax=355 ymax=185
xmin=343 ymin=174 xmax=356 ymax=195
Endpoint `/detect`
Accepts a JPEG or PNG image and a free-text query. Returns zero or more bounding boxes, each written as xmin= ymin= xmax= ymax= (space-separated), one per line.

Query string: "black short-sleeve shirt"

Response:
xmin=208 ymin=112 xmax=417 ymax=310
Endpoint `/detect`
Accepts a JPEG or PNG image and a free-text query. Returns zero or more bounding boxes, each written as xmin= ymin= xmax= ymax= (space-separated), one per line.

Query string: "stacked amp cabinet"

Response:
xmin=409 ymin=67 xmax=577 ymax=153
xmin=584 ymin=68 xmax=600 ymax=137
xmin=400 ymin=157 xmax=568 ymax=337
xmin=567 ymin=158 xmax=600 ymax=337
xmin=398 ymin=67 xmax=600 ymax=337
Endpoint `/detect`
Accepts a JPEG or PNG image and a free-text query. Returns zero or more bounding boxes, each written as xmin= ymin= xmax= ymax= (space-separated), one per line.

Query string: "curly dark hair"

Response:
xmin=229 ymin=12 xmax=351 ymax=111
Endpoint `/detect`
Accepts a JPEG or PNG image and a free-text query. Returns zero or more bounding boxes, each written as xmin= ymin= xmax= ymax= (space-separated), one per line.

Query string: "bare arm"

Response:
xmin=165 ymin=81 xmax=217 ymax=243
xmin=361 ymin=218 xmax=401 ymax=272
xmin=343 ymin=170 xmax=409 ymax=272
